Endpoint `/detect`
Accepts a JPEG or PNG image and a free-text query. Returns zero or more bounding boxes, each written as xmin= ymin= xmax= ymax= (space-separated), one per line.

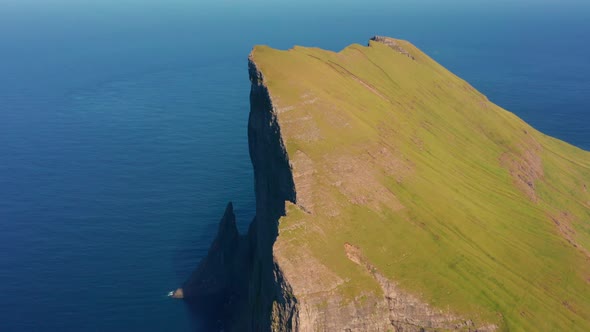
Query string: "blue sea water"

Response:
xmin=0 ymin=1 xmax=589 ymax=331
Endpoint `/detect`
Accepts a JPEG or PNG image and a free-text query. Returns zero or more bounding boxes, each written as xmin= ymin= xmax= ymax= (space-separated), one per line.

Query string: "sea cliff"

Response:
xmin=179 ymin=36 xmax=590 ymax=331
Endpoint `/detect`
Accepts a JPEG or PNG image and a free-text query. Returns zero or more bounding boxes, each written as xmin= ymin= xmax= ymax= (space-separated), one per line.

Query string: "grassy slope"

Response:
xmin=251 ymin=39 xmax=590 ymax=331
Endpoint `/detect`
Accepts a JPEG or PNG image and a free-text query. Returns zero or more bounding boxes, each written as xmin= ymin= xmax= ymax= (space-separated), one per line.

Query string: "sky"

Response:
xmin=2 ymin=0 xmax=589 ymax=13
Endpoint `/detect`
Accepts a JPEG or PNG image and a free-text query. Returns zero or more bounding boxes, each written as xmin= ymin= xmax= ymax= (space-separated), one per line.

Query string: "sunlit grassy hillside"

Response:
xmin=251 ymin=37 xmax=590 ymax=331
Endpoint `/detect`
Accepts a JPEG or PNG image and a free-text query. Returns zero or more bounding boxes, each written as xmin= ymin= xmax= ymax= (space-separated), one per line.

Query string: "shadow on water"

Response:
xmin=183 ymin=283 xmax=247 ymax=331
xmin=173 ymin=241 xmax=225 ymax=331
xmin=170 ymin=227 xmax=218 ymax=331
xmin=172 ymin=246 xmax=229 ymax=331
xmin=184 ymin=299 xmax=227 ymax=332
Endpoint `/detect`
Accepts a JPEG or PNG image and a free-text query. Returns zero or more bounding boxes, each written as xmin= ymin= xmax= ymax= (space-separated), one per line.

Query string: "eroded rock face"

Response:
xmin=343 ymin=244 xmax=497 ymax=332
xmin=181 ymin=202 xmax=245 ymax=303
xmin=245 ymin=57 xmax=298 ymax=332
xmin=181 ymin=58 xmax=299 ymax=332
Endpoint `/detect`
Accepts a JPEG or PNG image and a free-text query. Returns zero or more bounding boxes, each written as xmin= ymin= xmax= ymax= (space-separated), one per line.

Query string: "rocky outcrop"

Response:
xmin=341 ymin=243 xmax=497 ymax=332
xmin=370 ymin=35 xmax=415 ymax=60
xmin=178 ymin=202 xmax=250 ymax=329
xmin=181 ymin=202 xmax=241 ymax=300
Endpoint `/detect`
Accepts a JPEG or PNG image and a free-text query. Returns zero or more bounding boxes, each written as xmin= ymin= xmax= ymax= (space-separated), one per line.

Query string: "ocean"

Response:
xmin=1 ymin=1 xmax=589 ymax=331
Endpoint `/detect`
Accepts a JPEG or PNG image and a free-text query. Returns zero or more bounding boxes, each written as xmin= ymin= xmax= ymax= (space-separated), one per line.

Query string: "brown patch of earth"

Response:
xmin=326 ymin=152 xmax=404 ymax=212
xmin=550 ymin=211 xmax=590 ymax=258
xmin=499 ymin=138 xmax=543 ymax=202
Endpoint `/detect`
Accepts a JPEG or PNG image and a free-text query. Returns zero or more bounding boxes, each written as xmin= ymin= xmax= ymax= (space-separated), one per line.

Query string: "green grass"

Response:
xmin=252 ymin=39 xmax=590 ymax=331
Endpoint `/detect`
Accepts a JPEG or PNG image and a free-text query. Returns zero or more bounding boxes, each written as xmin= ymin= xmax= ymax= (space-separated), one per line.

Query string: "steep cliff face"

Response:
xmin=180 ymin=59 xmax=299 ymax=331
xmin=182 ymin=36 xmax=590 ymax=331
xmin=244 ymin=58 xmax=298 ymax=331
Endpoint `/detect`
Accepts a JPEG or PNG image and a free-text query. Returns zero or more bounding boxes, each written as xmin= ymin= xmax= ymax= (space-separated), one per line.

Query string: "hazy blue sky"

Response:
xmin=2 ymin=0 xmax=589 ymax=32
xmin=3 ymin=0 xmax=589 ymax=12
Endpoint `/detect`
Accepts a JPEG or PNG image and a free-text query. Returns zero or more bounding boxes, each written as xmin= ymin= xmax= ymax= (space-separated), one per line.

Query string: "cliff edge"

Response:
xmin=180 ymin=36 xmax=590 ymax=331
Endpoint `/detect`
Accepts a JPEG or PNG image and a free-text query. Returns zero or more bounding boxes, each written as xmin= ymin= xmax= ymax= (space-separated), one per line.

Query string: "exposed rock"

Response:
xmin=343 ymin=243 xmax=497 ymax=332
xmin=181 ymin=202 xmax=241 ymax=300
xmin=370 ymin=35 xmax=415 ymax=60
xmin=171 ymin=288 xmax=184 ymax=299
xmin=246 ymin=56 xmax=298 ymax=331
